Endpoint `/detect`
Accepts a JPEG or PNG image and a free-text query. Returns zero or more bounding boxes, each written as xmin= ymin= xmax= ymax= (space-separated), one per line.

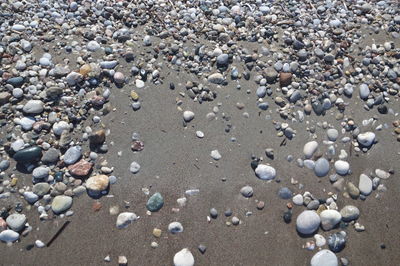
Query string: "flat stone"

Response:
xmin=13 ymin=146 xmax=42 ymax=163
xmin=183 ymin=111 xmax=195 ymax=122
xmin=6 ymin=213 xmax=26 ymax=231
xmin=146 ymin=192 xmax=164 ymax=212
xmin=173 ymin=248 xmax=195 ymax=266
xmin=42 ymin=148 xmax=60 ymax=164
xmin=375 ymin=169 xmax=390 ymax=179
xmin=334 ymin=160 xmax=349 ymax=175
xmin=358 ymin=174 xmax=372 ymax=195
xmin=255 ymin=164 xmax=276 ymax=180
xmin=116 ymin=212 xmax=138 ymax=229
xmin=33 ymin=183 xmax=50 ymax=196
xmin=296 ymin=210 xmax=321 ymax=235
xmin=320 ymin=210 xmax=342 ymax=231
xmin=340 ymin=205 xmax=360 ymax=222
xmin=68 ymin=160 xmax=93 ymax=177
xmin=0 ymin=230 xmax=20 ymax=243
xmin=208 ymin=73 xmax=224 ymax=84
xmin=240 ymin=185 xmax=253 ymax=197
xmin=314 ymin=158 xmax=330 ymax=177
xmin=23 ymin=191 xmax=39 ymax=204
xmin=51 ymin=195 xmax=73 ymax=214
xmin=63 ymin=146 xmax=82 ymax=165
xmin=303 ymin=141 xmax=318 ymax=158
xmin=311 ymin=249 xmax=338 ymax=266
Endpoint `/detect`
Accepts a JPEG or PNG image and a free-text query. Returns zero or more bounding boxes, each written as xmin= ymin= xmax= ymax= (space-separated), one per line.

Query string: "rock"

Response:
xmin=0 ymin=230 xmax=19 ymax=243
xmin=347 ymin=182 xmax=360 ymax=199
xmin=327 ymin=129 xmax=338 ymax=141
xmin=278 ymin=187 xmax=292 ymax=199
xmin=68 ymin=160 xmax=93 ymax=177
xmin=146 ymin=192 xmax=164 ymax=212
xmin=6 ymin=213 xmax=26 ymax=231
xmin=100 ymin=61 xmax=118 ymax=69
xmin=51 ymin=195 xmax=73 ymax=214
xmin=42 ymin=148 xmax=60 ymax=164
xmin=255 ymin=164 xmax=276 ymax=180
xmin=168 ymin=222 xmax=183 ymax=234
xmin=328 ymin=232 xmax=346 ymax=252
xmin=33 ymin=183 xmax=50 ymax=196
xmin=87 ymin=40 xmax=101 ymax=51
xmin=293 ymin=194 xmax=304 ymax=205
xmin=358 ymin=174 xmax=372 ymax=195
xmin=210 ymin=150 xmax=221 ymax=160
xmin=196 ymin=131 xmax=204 ymax=138
xmin=89 ymin=129 xmax=106 ymax=145
xmin=296 ymin=210 xmax=321 ymax=235
xmin=359 ymin=84 xmax=370 ymax=100
xmin=303 ymin=141 xmax=318 ymax=158
xmin=210 ymin=208 xmax=218 ymax=218
xmin=334 ymin=160 xmax=349 ymax=175
xmin=130 ymin=161 xmax=140 ymax=174
xmin=173 ymin=248 xmax=195 ymax=266
xmin=375 ymin=169 xmax=390 ymax=179
xmin=208 ymin=73 xmax=224 ymax=84
xmin=53 ymin=121 xmax=70 ymax=136
xmin=216 ymin=53 xmax=229 ymax=66
xmin=22 ymin=100 xmax=44 ymax=114
xmin=118 ymin=256 xmax=128 ymax=265
xmin=0 ymin=92 xmax=11 ymax=105
xmin=357 ymin=132 xmax=375 ymax=147
xmin=7 ymin=77 xmax=24 ymax=87
xmin=86 ymin=175 xmax=109 ymax=195
xmin=13 ymin=146 xmax=42 ymax=162
xmin=114 ymin=72 xmax=125 ymax=84
xmin=63 ymin=146 xmax=82 ymax=165
xmin=116 ymin=212 xmax=138 ymax=229
xmin=32 ymin=166 xmax=50 ymax=180
xmin=314 ymin=158 xmax=330 ymax=177
xmin=340 ymin=205 xmax=360 ymax=222
xmin=0 ymin=159 xmax=10 ymax=171
xmin=35 ymin=240 xmax=45 ymax=248
xmin=311 ymin=249 xmax=338 ymax=266
xmin=240 ymin=185 xmax=253 ymax=197
xmin=198 ymin=244 xmax=207 ymax=254
xmin=320 ymin=210 xmax=341 ymax=231
xmin=264 ymin=67 xmax=278 ymax=83
xmin=66 ymin=72 xmax=83 ymax=86
xmin=280 ymin=72 xmax=292 ymax=86
xmin=183 ymin=111 xmax=195 ymax=122
xmin=24 ymin=191 xmax=39 ymax=204
xmin=314 ymin=234 xmax=326 ymax=247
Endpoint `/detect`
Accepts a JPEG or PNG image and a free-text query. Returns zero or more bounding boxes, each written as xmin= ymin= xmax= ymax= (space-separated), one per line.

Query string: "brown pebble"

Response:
xmin=286 ymin=203 xmax=293 ymax=209
xmin=92 ymin=201 xmax=102 ymax=212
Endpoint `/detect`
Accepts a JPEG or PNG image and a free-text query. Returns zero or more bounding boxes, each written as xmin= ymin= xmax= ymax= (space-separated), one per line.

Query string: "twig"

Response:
xmin=47 ymin=221 xmax=70 ymax=247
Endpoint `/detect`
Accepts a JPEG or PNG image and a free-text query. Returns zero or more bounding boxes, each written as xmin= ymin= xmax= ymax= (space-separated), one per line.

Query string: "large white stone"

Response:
xmin=303 ymin=141 xmax=318 ymax=158
xmin=173 ymin=248 xmax=195 ymax=266
xmin=255 ymin=164 xmax=276 ymax=180
xmin=334 ymin=160 xmax=349 ymax=175
xmin=320 ymin=210 xmax=341 ymax=231
xmin=116 ymin=212 xmax=138 ymax=229
xmin=311 ymin=249 xmax=338 ymax=266
xmin=296 ymin=210 xmax=320 ymax=234
xmin=359 ymin=174 xmax=372 ymax=195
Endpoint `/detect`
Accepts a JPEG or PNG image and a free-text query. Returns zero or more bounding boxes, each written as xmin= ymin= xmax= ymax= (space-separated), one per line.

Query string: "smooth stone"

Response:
xmin=22 ymin=100 xmax=44 ymax=114
xmin=334 ymin=160 xmax=349 ymax=175
xmin=255 ymin=164 xmax=276 ymax=180
xmin=183 ymin=111 xmax=195 ymax=122
xmin=32 ymin=183 xmax=50 ymax=196
xmin=35 ymin=240 xmax=46 ymax=248
xmin=7 ymin=77 xmax=24 ymax=87
xmin=86 ymin=175 xmax=109 ymax=193
xmin=340 ymin=205 xmax=360 ymax=222
xmin=116 ymin=212 xmax=138 ymax=229
xmin=210 ymin=208 xmax=218 ymax=218
xmin=278 ymin=187 xmax=292 ymax=199
xmin=357 ymin=132 xmax=375 ymax=147
xmin=13 ymin=146 xmax=42 ymax=163
xmin=314 ymin=158 xmax=330 ymax=177
xmin=292 ymin=194 xmax=304 ymax=205
xmin=23 ymin=192 xmax=39 ymax=204
xmin=256 ymin=86 xmax=267 ymax=98
xmin=314 ymin=234 xmax=327 ymax=247
xmin=0 ymin=160 xmax=10 ymax=171
xmin=210 ymin=150 xmax=221 ymax=160
xmin=347 ymin=182 xmax=360 ymax=199
xmin=0 ymin=230 xmax=20 ymax=243
xmin=304 ymin=160 xmax=315 ymax=169
xmin=100 ymin=61 xmax=118 ymax=69
xmin=87 ymin=40 xmax=101 ymax=51
xmin=240 ymin=185 xmax=253 ymax=197
xmin=146 ymin=192 xmax=164 ymax=212
xmin=307 ymin=200 xmax=320 ymax=210
xmin=196 ymin=131 xmax=204 ymax=138
xmin=375 ymin=169 xmax=390 ymax=179
xmin=173 ymin=248 xmax=195 ymax=266
xmin=359 ymin=84 xmax=370 ymax=100
xmin=42 ymin=148 xmax=60 ymax=164
xmin=328 ymin=232 xmax=346 ymax=252
xmin=358 ymin=174 xmax=372 ymax=195
xmin=320 ymin=210 xmax=342 ymax=231
xmin=65 ymin=72 xmax=83 ymax=85
xmin=6 ymin=213 xmax=26 ymax=231
xmin=311 ymin=249 xmax=338 ymax=266
xmin=63 ymin=146 xmax=81 ymax=165
xmin=216 ymin=53 xmax=229 ymax=66
xmin=296 ymin=210 xmax=321 ymax=235
xmin=327 ymin=129 xmax=338 ymax=141
xmin=51 ymin=195 xmax=73 ymax=214
xmin=168 ymin=222 xmax=183 ymax=234
xmin=130 ymin=161 xmax=140 ymax=174
xmin=208 ymin=73 xmax=224 ymax=84
xmin=53 ymin=121 xmax=70 ymax=136
xmin=303 ymin=141 xmax=318 ymax=158
xmin=32 ymin=166 xmax=50 ymax=180
xmin=19 ymin=117 xmax=35 ymax=130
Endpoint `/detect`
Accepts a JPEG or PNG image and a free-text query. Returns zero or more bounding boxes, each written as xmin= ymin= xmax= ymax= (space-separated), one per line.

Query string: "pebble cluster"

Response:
xmin=0 ymin=0 xmax=399 ymax=265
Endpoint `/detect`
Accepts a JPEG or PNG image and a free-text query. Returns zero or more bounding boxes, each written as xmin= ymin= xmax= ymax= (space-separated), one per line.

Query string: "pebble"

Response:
xmin=173 ymin=248 xmax=195 ymax=266
xmin=303 ymin=141 xmax=318 ymax=159
xmin=311 ymin=249 xmax=338 ymax=266
xmin=240 ymin=185 xmax=253 ymax=198
xmin=196 ymin=131 xmax=204 ymax=138
xmin=320 ymin=210 xmax=342 ymax=231
xmin=146 ymin=192 xmax=164 ymax=212
xmin=328 ymin=232 xmax=346 ymax=253
xmin=255 ymin=164 xmax=276 ymax=180
xmin=296 ymin=210 xmax=321 ymax=235
xmin=314 ymin=158 xmax=330 ymax=177
xmin=86 ymin=175 xmax=109 ymax=195
xmin=340 ymin=205 xmax=360 ymax=222
xmin=314 ymin=234 xmax=327 ymax=247
xmin=326 ymin=129 xmax=339 ymax=141
xmin=32 ymin=166 xmax=50 ymax=180
xmin=183 ymin=111 xmax=195 ymax=122
xmin=168 ymin=222 xmax=183 ymax=234
xmin=358 ymin=174 xmax=372 ymax=195
xmin=357 ymin=132 xmax=375 ymax=147
xmin=334 ymin=161 xmax=349 ymax=175
xmin=130 ymin=161 xmax=141 ymax=174
xmin=63 ymin=146 xmax=82 ymax=165
xmin=278 ymin=187 xmax=292 ymax=199
xmin=210 ymin=150 xmax=221 ymax=160
xmin=116 ymin=212 xmax=138 ymax=229
xmin=35 ymin=240 xmax=45 ymax=248
xmin=6 ymin=213 xmax=26 ymax=231
xmin=292 ymin=194 xmax=304 ymax=206
xmin=23 ymin=192 xmax=39 ymax=204
xmin=375 ymin=169 xmax=390 ymax=179
xmin=0 ymin=230 xmax=20 ymax=243
xmin=13 ymin=146 xmax=42 ymax=163
xmin=51 ymin=195 xmax=73 ymax=214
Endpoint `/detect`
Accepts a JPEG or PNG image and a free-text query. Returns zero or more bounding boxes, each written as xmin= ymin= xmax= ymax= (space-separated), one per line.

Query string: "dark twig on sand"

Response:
xmin=46 ymin=221 xmax=70 ymax=247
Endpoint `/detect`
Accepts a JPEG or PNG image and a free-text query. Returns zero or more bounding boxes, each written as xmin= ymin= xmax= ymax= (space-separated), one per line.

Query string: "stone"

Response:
xmin=183 ymin=111 xmax=195 ymax=122
xmin=314 ymin=234 xmax=326 ymax=247
xmin=340 ymin=205 xmax=360 ymax=222
xmin=303 ymin=141 xmax=318 ymax=158
xmin=280 ymin=72 xmax=292 ymax=86
xmin=314 ymin=158 xmax=330 ymax=177
xmin=357 ymin=132 xmax=375 ymax=147
xmin=358 ymin=174 xmax=372 ymax=195
xmin=327 ymin=129 xmax=338 ymax=141
xmin=0 ymin=230 xmax=19 ymax=243
xmin=114 ymin=72 xmax=125 ymax=84
xmin=32 ymin=166 xmax=50 ymax=180
xmin=66 ymin=72 xmax=83 ymax=86
xmin=168 ymin=222 xmax=183 ymax=234
xmin=6 ymin=213 xmax=26 ymax=231
xmin=87 ymin=40 xmax=101 ymax=51
xmin=240 ymin=185 xmax=253 ymax=197
xmin=173 ymin=248 xmax=195 ymax=266
xmin=116 ymin=212 xmax=138 ymax=229
xmin=346 ymin=182 xmax=360 ymax=199
xmin=51 ymin=195 xmax=73 ymax=214
xmin=278 ymin=187 xmax=292 ymax=199
xmin=63 ymin=146 xmax=82 ymax=165
xmin=255 ymin=164 xmax=276 ymax=180
xmin=89 ymin=129 xmax=106 ymax=145
xmin=24 ymin=192 xmax=39 ymax=204
xmin=296 ymin=210 xmax=321 ymax=235
xmin=68 ymin=160 xmax=93 ymax=177
xmin=153 ymin=228 xmax=162 ymax=237
xmin=210 ymin=150 xmax=221 ymax=160
xmin=375 ymin=169 xmax=390 ymax=179
xmin=0 ymin=92 xmax=11 ymax=105
xmin=130 ymin=161 xmax=141 ymax=174
xmin=118 ymin=256 xmax=127 ymax=265
xmin=359 ymin=84 xmax=370 ymax=100
xmin=42 ymin=148 xmax=60 ymax=164
xmin=196 ymin=131 xmax=204 ymax=138
xmin=264 ymin=67 xmax=278 ymax=83
xmin=86 ymin=175 xmax=109 ymax=193
xmin=22 ymin=100 xmax=44 ymax=115
xmin=293 ymin=194 xmax=304 ymax=205
xmin=311 ymin=249 xmax=338 ymax=266
xmin=210 ymin=208 xmax=218 ymax=218
xmin=320 ymin=210 xmax=341 ymax=231
xmin=7 ymin=77 xmax=24 ymax=87
xmin=33 ymin=183 xmax=50 ymax=196
xmin=146 ymin=192 xmax=164 ymax=212
xmin=13 ymin=146 xmax=42 ymax=163
xmin=53 ymin=121 xmax=70 ymax=136
xmin=35 ymin=240 xmax=46 ymax=248
xmin=328 ymin=232 xmax=346 ymax=253
xmin=208 ymin=73 xmax=224 ymax=84
xmin=334 ymin=160 xmax=349 ymax=175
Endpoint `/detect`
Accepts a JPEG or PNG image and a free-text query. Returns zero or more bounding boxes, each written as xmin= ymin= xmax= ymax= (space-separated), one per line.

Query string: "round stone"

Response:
xmin=326 ymin=129 xmax=338 ymax=141
xmin=292 ymin=194 xmax=304 ymax=205
xmin=278 ymin=187 xmax=292 ymax=199
xmin=146 ymin=192 xmax=164 ymax=212
xmin=130 ymin=161 xmax=141 ymax=174
xmin=173 ymin=248 xmax=195 ymax=266
xmin=0 ymin=230 xmax=20 ymax=243
xmin=183 ymin=111 xmax=195 ymax=122
xmin=63 ymin=146 xmax=82 ymax=165
xmin=210 ymin=150 xmax=221 ymax=160
xmin=6 ymin=213 xmax=26 ymax=231
xmin=32 ymin=166 xmax=50 ymax=180
xmin=116 ymin=212 xmax=138 ymax=229
xmin=255 ymin=164 xmax=276 ymax=180
xmin=51 ymin=195 xmax=73 ymax=214
xmin=240 ymin=185 xmax=253 ymax=197
xmin=357 ymin=132 xmax=375 ymax=147
xmin=320 ymin=210 xmax=342 ymax=231
xmin=303 ymin=141 xmax=318 ymax=158
xmin=33 ymin=183 xmax=51 ymax=196
xmin=340 ymin=205 xmax=360 ymax=222
xmin=359 ymin=84 xmax=370 ymax=100
xmin=334 ymin=160 xmax=349 ymax=175
xmin=53 ymin=121 xmax=70 ymax=136
xmin=86 ymin=175 xmax=109 ymax=193
xmin=314 ymin=158 xmax=330 ymax=177
xmin=114 ymin=72 xmax=125 ymax=84
xmin=168 ymin=222 xmax=184 ymax=234
xmin=42 ymin=148 xmax=60 ymax=164
xmin=311 ymin=249 xmax=338 ymax=266
xmin=23 ymin=100 xmax=44 ymax=114
xmin=296 ymin=210 xmax=321 ymax=235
